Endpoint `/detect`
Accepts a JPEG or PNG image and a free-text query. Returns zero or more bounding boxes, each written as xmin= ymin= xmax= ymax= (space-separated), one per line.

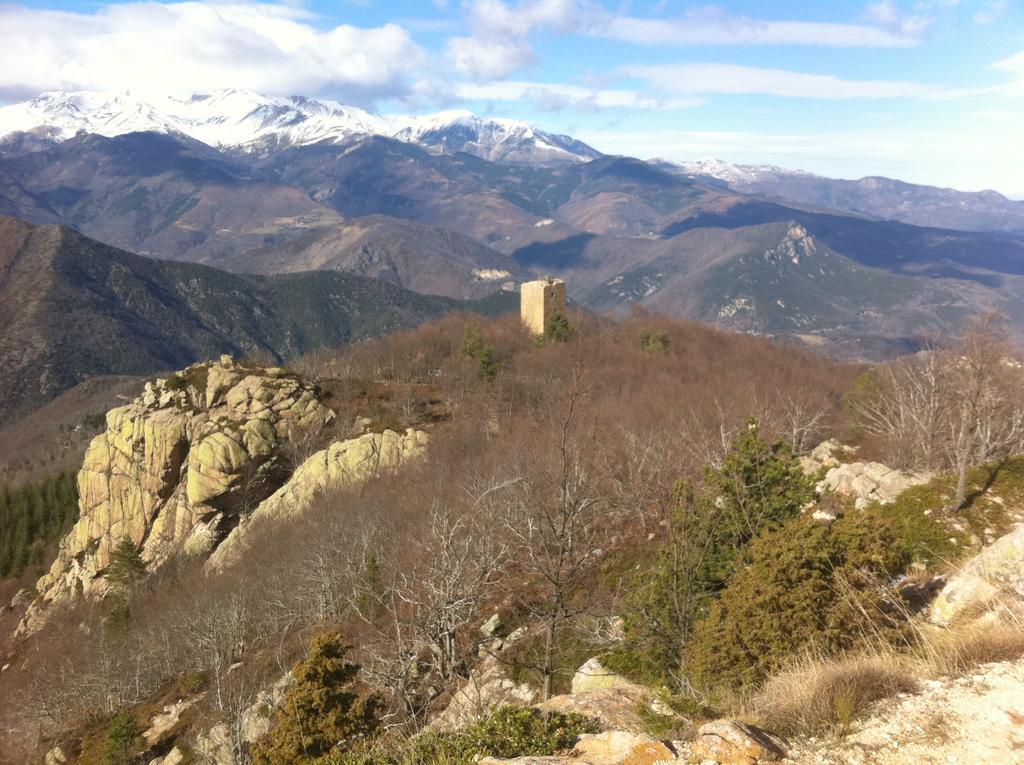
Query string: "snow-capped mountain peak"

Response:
xmin=0 ymin=90 xmax=600 ymax=165
xmin=655 ymin=157 xmax=820 ymax=186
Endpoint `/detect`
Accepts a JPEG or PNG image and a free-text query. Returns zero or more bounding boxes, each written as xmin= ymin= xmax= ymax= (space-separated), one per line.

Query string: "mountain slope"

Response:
xmin=662 ymin=159 xmax=1024 ymax=234
xmin=0 ymin=90 xmax=601 ymax=165
xmin=0 ymin=215 xmax=504 ymax=426
xmin=516 ymin=220 xmax=1008 ymax=356
xmin=230 ymin=214 xmax=528 ymax=299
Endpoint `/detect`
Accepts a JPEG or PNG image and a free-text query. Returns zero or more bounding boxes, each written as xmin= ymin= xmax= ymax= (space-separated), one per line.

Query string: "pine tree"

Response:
xmin=252 ymin=633 xmax=382 ymax=765
xmin=106 ymin=537 xmax=147 ymax=592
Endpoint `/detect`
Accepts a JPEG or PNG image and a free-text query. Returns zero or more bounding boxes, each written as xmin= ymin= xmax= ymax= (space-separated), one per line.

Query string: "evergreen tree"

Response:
xmin=612 ymin=420 xmax=815 ymax=686
xmin=106 ymin=537 xmax=147 ymax=592
xmin=0 ymin=471 xmax=79 ymax=579
xmin=252 ymin=633 xmax=382 ymax=765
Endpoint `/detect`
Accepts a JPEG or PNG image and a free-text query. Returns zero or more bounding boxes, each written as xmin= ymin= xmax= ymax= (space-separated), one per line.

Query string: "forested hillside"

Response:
xmin=2 ymin=310 xmax=1022 ymax=765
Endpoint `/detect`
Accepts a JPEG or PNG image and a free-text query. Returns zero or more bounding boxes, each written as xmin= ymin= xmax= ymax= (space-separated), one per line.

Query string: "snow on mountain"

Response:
xmin=655 ymin=157 xmax=818 ymax=186
xmin=0 ymin=90 xmax=599 ymax=164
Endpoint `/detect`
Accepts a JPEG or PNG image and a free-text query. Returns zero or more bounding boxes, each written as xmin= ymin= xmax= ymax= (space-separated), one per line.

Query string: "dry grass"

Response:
xmin=754 ymin=653 xmax=919 ymax=737
xmin=916 ymin=620 xmax=1024 ymax=676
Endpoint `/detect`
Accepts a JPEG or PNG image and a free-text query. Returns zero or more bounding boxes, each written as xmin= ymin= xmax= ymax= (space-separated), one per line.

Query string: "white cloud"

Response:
xmin=445 ymin=1 xmax=930 ymax=83
xmin=445 ymin=0 xmax=579 ymax=80
xmin=455 ymin=80 xmax=702 ymax=110
xmin=622 ymin=63 xmax=964 ymax=100
xmin=0 ymin=2 xmax=427 ymax=104
xmin=973 ymin=0 xmax=1008 ymax=24
xmin=589 ymin=5 xmax=924 ymax=47
xmin=863 ymin=1 xmax=933 ymax=39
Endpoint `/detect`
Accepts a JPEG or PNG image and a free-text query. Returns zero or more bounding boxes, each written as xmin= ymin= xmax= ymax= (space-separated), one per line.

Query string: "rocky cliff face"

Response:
xmin=207 ymin=427 xmax=429 ymax=571
xmin=21 ymin=356 xmax=335 ymax=632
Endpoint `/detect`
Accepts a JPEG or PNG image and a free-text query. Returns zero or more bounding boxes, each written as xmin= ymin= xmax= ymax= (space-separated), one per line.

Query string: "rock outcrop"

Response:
xmin=818 ymin=461 xmax=932 ymax=509
xmin=207 ymin=427 xmax=428 ymax=571
xmin=930 ymin=524 xmax=1024 ymax=626
xmin=430 ymin=654 xmax=539 ymax=731
xmin=685 ymin=720 xmax=788 ymax=764
xmin=20 ymin=357 xmax=334 ymax=632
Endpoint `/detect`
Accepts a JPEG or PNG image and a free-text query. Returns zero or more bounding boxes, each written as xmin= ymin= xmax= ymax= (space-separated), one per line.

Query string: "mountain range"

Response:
xmin=0 ymin=214 xmax=513 ymax=426
xmin=0 ymin=90 xmax=600 ymax=165
xmin=659 ymin=158 xmax=1024 ymax=234
xmin=1 ymin=89 xmax=1024 ymax=386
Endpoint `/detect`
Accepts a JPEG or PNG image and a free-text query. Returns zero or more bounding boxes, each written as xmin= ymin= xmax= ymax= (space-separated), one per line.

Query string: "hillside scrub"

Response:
xmin=609 ymin=422 xmax=815 ymax=686
xmin=685 ymin=507 xmax=923 ymax=692
xmin=0 ymin=311 xmax=864 ymax=761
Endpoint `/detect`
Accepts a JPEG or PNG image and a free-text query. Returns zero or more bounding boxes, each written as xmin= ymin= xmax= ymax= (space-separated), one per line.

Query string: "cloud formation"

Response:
xmin=455 ymin=80 xmax=702 ymax=111
xmin=443 ymin=0 xmax=927 ymax=82
xmin=445 ymin=0 xmax=577 ymax=80
xmin=0 ymin=2 xmax=426 ymax=103
xmin=622 ymin=63 xmax=960 ymax=100
xmin=590 ymin=4 xmax=925 ymax=48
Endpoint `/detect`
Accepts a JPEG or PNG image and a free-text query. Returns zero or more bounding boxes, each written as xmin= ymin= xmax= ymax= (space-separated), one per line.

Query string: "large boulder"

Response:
xmin=818 ymin=461 xmax=933 ymax=509
xmin=206 ymin=427 xmax=428 ymax=571
xmin=685 ymin=720 xmax=787 ymax=765
xmin=430 ymin=654 xmax=538 ymax=731
xmin=930 ymin=525 xmax=1024 ymax=626
xmin=574 ymin=731 xmax=677 ymax=765
xmin=19 ymin=357 xmax=334 ymax=634
xmin=572 ymin=657 xmax=635 ymax=695
xmin=540 ymin=659 xmax=681 ymax=735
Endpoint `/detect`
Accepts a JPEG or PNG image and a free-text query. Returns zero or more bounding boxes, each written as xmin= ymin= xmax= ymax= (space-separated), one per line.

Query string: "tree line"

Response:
xmin=0 ymin=471 xmax=78 ymax=579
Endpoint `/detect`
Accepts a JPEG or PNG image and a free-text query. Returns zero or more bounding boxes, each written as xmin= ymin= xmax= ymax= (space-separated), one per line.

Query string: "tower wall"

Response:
xmin=520 ymin=279 xmax=566 ymax=335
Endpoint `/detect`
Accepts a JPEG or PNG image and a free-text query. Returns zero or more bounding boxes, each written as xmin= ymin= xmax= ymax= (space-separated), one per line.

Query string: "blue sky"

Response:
xmin=2 ymin=0 xmax=1022 ymax=195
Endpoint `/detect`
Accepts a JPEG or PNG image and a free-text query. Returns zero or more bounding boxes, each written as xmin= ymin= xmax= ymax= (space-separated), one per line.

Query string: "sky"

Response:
xmin=1 ymin=0 xmax=1022 ymax=196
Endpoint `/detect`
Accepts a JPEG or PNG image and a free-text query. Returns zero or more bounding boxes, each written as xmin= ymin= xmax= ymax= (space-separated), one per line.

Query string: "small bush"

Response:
xmin=686 ymin=510 xmax=915 ymax=692
xmin=755 ymin=654 xmax=918 ymax=736
xmin=544 ymin=311 xmax=573 ymax=342
xmin=162 ymin=374 xmax=186 ymax=391
xmin=459 ymin=327 xmax=502 ymax=381
xmin=100 ymin=712 xmax=139 ymax=765
xmin=412 ymin=706 xmax=598 ymax=764
xmin=638 ymin=330 xmax=670 ymax=353
xmin=326 ymin=706 xmax=598 ymax=765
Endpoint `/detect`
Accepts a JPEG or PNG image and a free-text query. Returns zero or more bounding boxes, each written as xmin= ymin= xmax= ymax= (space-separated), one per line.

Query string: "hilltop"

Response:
xmin=1 ymin=308 xmax=1022 ymax=765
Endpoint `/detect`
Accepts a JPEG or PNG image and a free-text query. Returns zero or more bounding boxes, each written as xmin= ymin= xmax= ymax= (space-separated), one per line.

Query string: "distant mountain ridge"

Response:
xmin=659 ymin=158 xmax=1024 ymax=234
xmin=0 ymin=90 xmax=601 ymax=165
xmin=0 ymin=214 xmax=512 ymax=426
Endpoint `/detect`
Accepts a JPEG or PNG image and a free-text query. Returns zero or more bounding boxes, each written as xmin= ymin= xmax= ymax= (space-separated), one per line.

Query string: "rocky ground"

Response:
xmin=787 ymin=658 xmax=1024 ymax=765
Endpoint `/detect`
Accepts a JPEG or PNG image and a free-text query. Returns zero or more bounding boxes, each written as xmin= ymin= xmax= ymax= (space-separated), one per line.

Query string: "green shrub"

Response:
xmin=610 ymin=422 xmax=815 ymax=686
xmin=409 ymin=706 xmax=598 ymax=764
xmin=638 ymin=329 xmax=670 ymax=353
xmin=686 ymin=510 xmax=915 ymax=692
xmin=106 ymin=537 xmax=147 ymax=592
xmin=162 ymin=374 xmax=186 ymax=391
xmin=100 ymin=712 xmax=139 ymax=765
xmin=252 ymin=633 xmax=383 ymax=765
xmin=459 ymin=327 xmax=502 ymax=381
xmin=321 ymin=707 xmax=598 ymax=765
xmin=544 ymin=311 xmax=573 ymax=342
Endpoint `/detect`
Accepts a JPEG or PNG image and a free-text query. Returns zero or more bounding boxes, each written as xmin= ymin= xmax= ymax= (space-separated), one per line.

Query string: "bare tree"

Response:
xmin=504 ymin=381 xmax=610 ymax=700
xmin=942 ymin=316 xmax=1024 ymax=508
xmin=849 ymin=314 xmax=1024 ymax=509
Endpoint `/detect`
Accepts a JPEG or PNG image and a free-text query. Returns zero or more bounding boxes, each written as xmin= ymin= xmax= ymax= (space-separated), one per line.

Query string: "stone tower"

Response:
xmin=520 ymin=278 xmax=566 ymax=335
